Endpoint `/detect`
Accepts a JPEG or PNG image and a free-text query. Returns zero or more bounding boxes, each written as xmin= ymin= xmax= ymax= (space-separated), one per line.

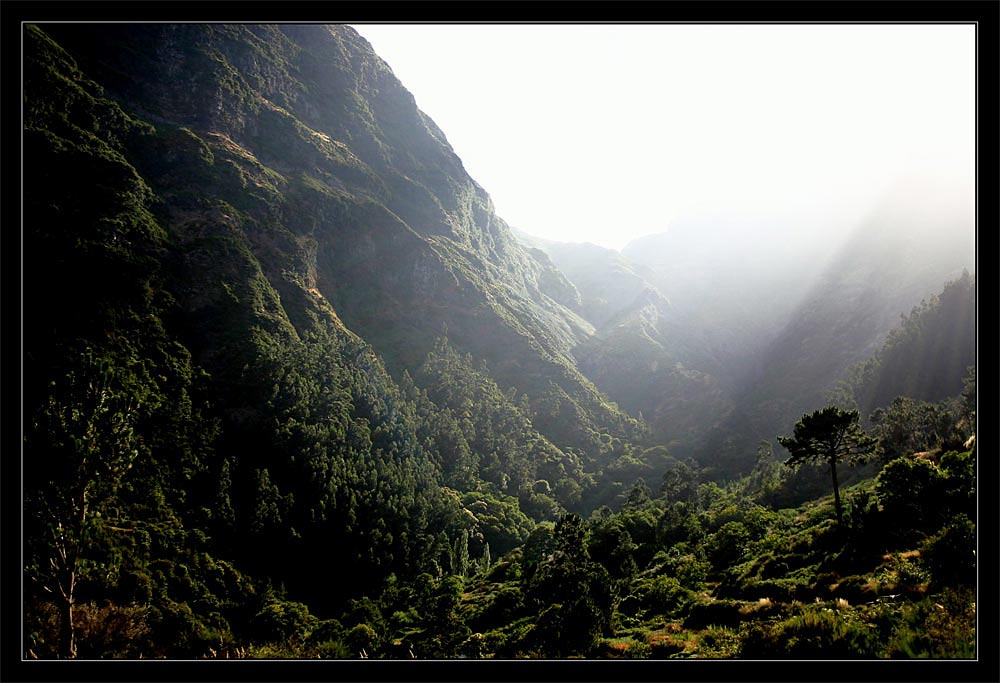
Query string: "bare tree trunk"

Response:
xmin=55 ymin=489 xmax=85 ymax=659
xmin=830 ymin=459 xmax=843 ymax=525
xmin=58 ymin=594 xmax=76 ymax=659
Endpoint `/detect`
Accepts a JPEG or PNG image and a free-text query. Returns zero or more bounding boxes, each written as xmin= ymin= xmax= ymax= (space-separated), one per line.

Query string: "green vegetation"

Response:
xmin=20 ymin=22 xmax=977 ymax=663
xmin=833 ymin=272 xmax=976 ymax=416
xmin=778 ymin=407 xmax=878 ymax=525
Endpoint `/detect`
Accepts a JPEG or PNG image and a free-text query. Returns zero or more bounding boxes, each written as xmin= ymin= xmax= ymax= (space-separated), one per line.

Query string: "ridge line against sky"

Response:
xmin=352 ymin=23 xmax=974 ymax=252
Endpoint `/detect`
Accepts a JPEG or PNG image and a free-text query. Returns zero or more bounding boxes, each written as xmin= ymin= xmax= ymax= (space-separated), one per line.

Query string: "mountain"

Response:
xmin=21 ymin=22 xmax=646 ymax=654
xmin=695 ymin=180 xmax=975 ymax=475
xmin=29 ymin=22 xmax=643 ymax=451
xmin=20 ymin=21 xmax=979 ymax=662
xmin=621 ymin=209 xmax=840 ymax=374
xmin=836 ymin=270 xmax=976 ymax=417
xmin=514 ymin=234 xmax=732 ymax=454
xmin=520 ymin=179 xmax=974 ymax=475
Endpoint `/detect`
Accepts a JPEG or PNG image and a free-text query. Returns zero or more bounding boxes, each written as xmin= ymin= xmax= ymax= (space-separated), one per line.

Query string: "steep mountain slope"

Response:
xmin=38 ymin=23 xmax=638 ymax=457
xmin=22 ymin=23 xmax=474 ymax=629
xmin=20 ymin=22 xmax=979 ymax=661
xmin=621 ymin=210 xmax=838 ymax=373
xmin=516 ymin=233 xmax=664 ymax=329
xmin=697 ymin=181 xmax=975 ymax=475
xmin=520 ymin=177 xmax=974 ymax=475
xmin=517 ymin=235 xmax=731 ymax=453
xmin=837 ymin=271 xmax=976 ymax=416
xmin=21 ymin=22 xmax=645 ymax=653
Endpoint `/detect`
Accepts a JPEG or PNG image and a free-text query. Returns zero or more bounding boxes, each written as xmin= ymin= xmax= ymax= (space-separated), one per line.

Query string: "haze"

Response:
xmin=353 ymin=23 xmax=975 ymax=252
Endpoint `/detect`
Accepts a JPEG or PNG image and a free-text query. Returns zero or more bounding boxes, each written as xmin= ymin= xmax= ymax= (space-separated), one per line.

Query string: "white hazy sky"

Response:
xmin=353 ymin=24 xmax=975 ymax=251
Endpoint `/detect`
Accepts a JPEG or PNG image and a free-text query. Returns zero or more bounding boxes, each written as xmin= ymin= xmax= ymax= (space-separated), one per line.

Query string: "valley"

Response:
xmin=18 ymin=22 xmax=978 ymax=667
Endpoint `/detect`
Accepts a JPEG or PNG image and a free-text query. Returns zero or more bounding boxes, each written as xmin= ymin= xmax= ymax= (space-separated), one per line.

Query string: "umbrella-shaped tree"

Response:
xmin=778 ymin=406 xmax=878 ymax=525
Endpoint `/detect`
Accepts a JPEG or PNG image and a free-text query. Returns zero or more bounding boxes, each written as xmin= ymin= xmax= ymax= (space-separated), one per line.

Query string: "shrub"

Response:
xmin=148 ymin=600 xmax=223 ymax=657
xmin=308 ymin=639 xmax=352 ymax=659
xmin=683 ymin=599 xmax=746 ymax=630
xmin=647 ymin=633 xmax=688 ymax=658
xmin=832 ymin=575 xmax=877 ymax=604
xmin=874 ymin=553 xmax=929 ymax=594
xmin=624 ymin=640 xmax=652 ymax=658
xmin=345 ymin=623 xmax=378 ymax=657
xmin=306 ymin=618 xmax=344 ymax=646
xmin=705 ymin=521 xmax=750 ymax=568
xmin=69 ymin=603 xmax=154 ymax=658
xmin=921 ymin=515 xmax=975 ymax=588
xmin=637 ymin=575 xmax=691 ymax=615
xmin=739 ymin=606 xmax=879 ymax=658
xmin=251 ymin=599 xmax=318 ymax=646
xmin=885 ymin=589 xmax=976 ymax=658
xmin=481 ymin=617 xmax=534 ymax=658
xmin=876 ymin=457 xmax=945 ymax=536
xmin=246 ymin=642 xmax=299 ymax=658
xmin=695 ymin=626 xmax=742 ymax=658
xmin=654 ymin=543 xmax=710 ymax=590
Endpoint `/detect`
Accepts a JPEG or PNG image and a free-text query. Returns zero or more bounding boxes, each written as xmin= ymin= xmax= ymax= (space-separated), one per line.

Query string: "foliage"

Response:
xmin=837 ymin=273 xmax=976 ymax=416
xmin=869 ymin=396 xmax=968 ymax=463
xmin=876 ymin=457 xmax=946 ymax=538
xmin=740 ymin=604 xmax=880 ymax=658
xmin=778 ymin=406 xmax=878 ymax=524
xmin=21 ymin=22 xmax=977 ymax=662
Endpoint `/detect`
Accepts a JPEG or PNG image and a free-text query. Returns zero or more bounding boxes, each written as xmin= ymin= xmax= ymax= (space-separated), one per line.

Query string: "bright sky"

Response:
xmin=353 ymin=24 xmax=975 ymax=251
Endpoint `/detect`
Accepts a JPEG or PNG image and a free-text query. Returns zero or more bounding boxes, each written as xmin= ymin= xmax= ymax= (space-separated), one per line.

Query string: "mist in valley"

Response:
xmin=519 ymin=166 xmax=975 ymax=470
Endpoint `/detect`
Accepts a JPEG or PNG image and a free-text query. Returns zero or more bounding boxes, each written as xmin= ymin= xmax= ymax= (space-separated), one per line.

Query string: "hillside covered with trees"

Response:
xmin=15 ymin=20 xmax=983 ymax=678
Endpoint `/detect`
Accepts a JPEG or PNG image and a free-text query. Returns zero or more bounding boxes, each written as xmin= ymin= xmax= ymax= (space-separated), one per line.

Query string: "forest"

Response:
xmin=15 ymin=19 xmax=984 ymax=677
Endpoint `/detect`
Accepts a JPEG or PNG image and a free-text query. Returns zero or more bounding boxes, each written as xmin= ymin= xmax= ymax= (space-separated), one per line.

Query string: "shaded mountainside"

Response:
xmin=21 ymin=22 xmax=641 ymax=655
xmin=620 ymin=211 xmax=837 ymax=374
xmin=34 ymin=23 xmax=638 ymax=455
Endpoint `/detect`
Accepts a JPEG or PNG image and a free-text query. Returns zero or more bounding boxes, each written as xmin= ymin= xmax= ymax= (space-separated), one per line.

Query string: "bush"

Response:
xmin=885 ymin=589 xmax=976 ymax=658
xmin=718 ymin=573 xmax=814 ymax=603
xmin=532 ymin=599 xmax=604 ymax=658
xmin=696 ymin=626 xmax=742 ymax=658
xmin=481 ymin=617 xmax=534 ymax=658
xmin=647 ymin=632 xmax=687 ymax=659
xmin=876 ymin=457 xmax=945 ymax=536
xmin=683 ymin=599 xmax=746 ymax=630
xmin=69 ymin=603 xmax=155 ymax=658
xmin=636 ymin=575 xmax=691 ymax=615
xmin=874 ymin=553 xmax=929 ymax=594
xmin=653 ymin=543 xmax=709 ymax=590
xmin=832 ymin=575 xmax=877 ymax=604
xmin=307 ymin=639 xmax=352 ymax=659
xmin=345 ymin=623 xmax=378 ymax=657
xmin=306 ymin=618 xmax=343 ymax=646
xmin=739 ymin=606 xmax=879 ymax=658
xmin=705 ymin=521 xmax=750 ymax=568
xmin=624 ymin=640 xmax=652 ymax=658
xmin=921 ymin=515 xmax=975 ymax=588
xmin=251 ymin=599 xmax=317 ymax=646
xmin=148 ymin=600 xmax=222 ymax=657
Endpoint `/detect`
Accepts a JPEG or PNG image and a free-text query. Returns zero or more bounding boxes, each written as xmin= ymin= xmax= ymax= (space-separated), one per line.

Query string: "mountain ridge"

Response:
xmin=20 ymin=21 xmax=979 ymax=662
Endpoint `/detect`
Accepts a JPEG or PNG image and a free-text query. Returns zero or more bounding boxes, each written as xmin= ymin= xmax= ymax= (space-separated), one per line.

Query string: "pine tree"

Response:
xmin=778 ymin=407 xmax=878 ymax=525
